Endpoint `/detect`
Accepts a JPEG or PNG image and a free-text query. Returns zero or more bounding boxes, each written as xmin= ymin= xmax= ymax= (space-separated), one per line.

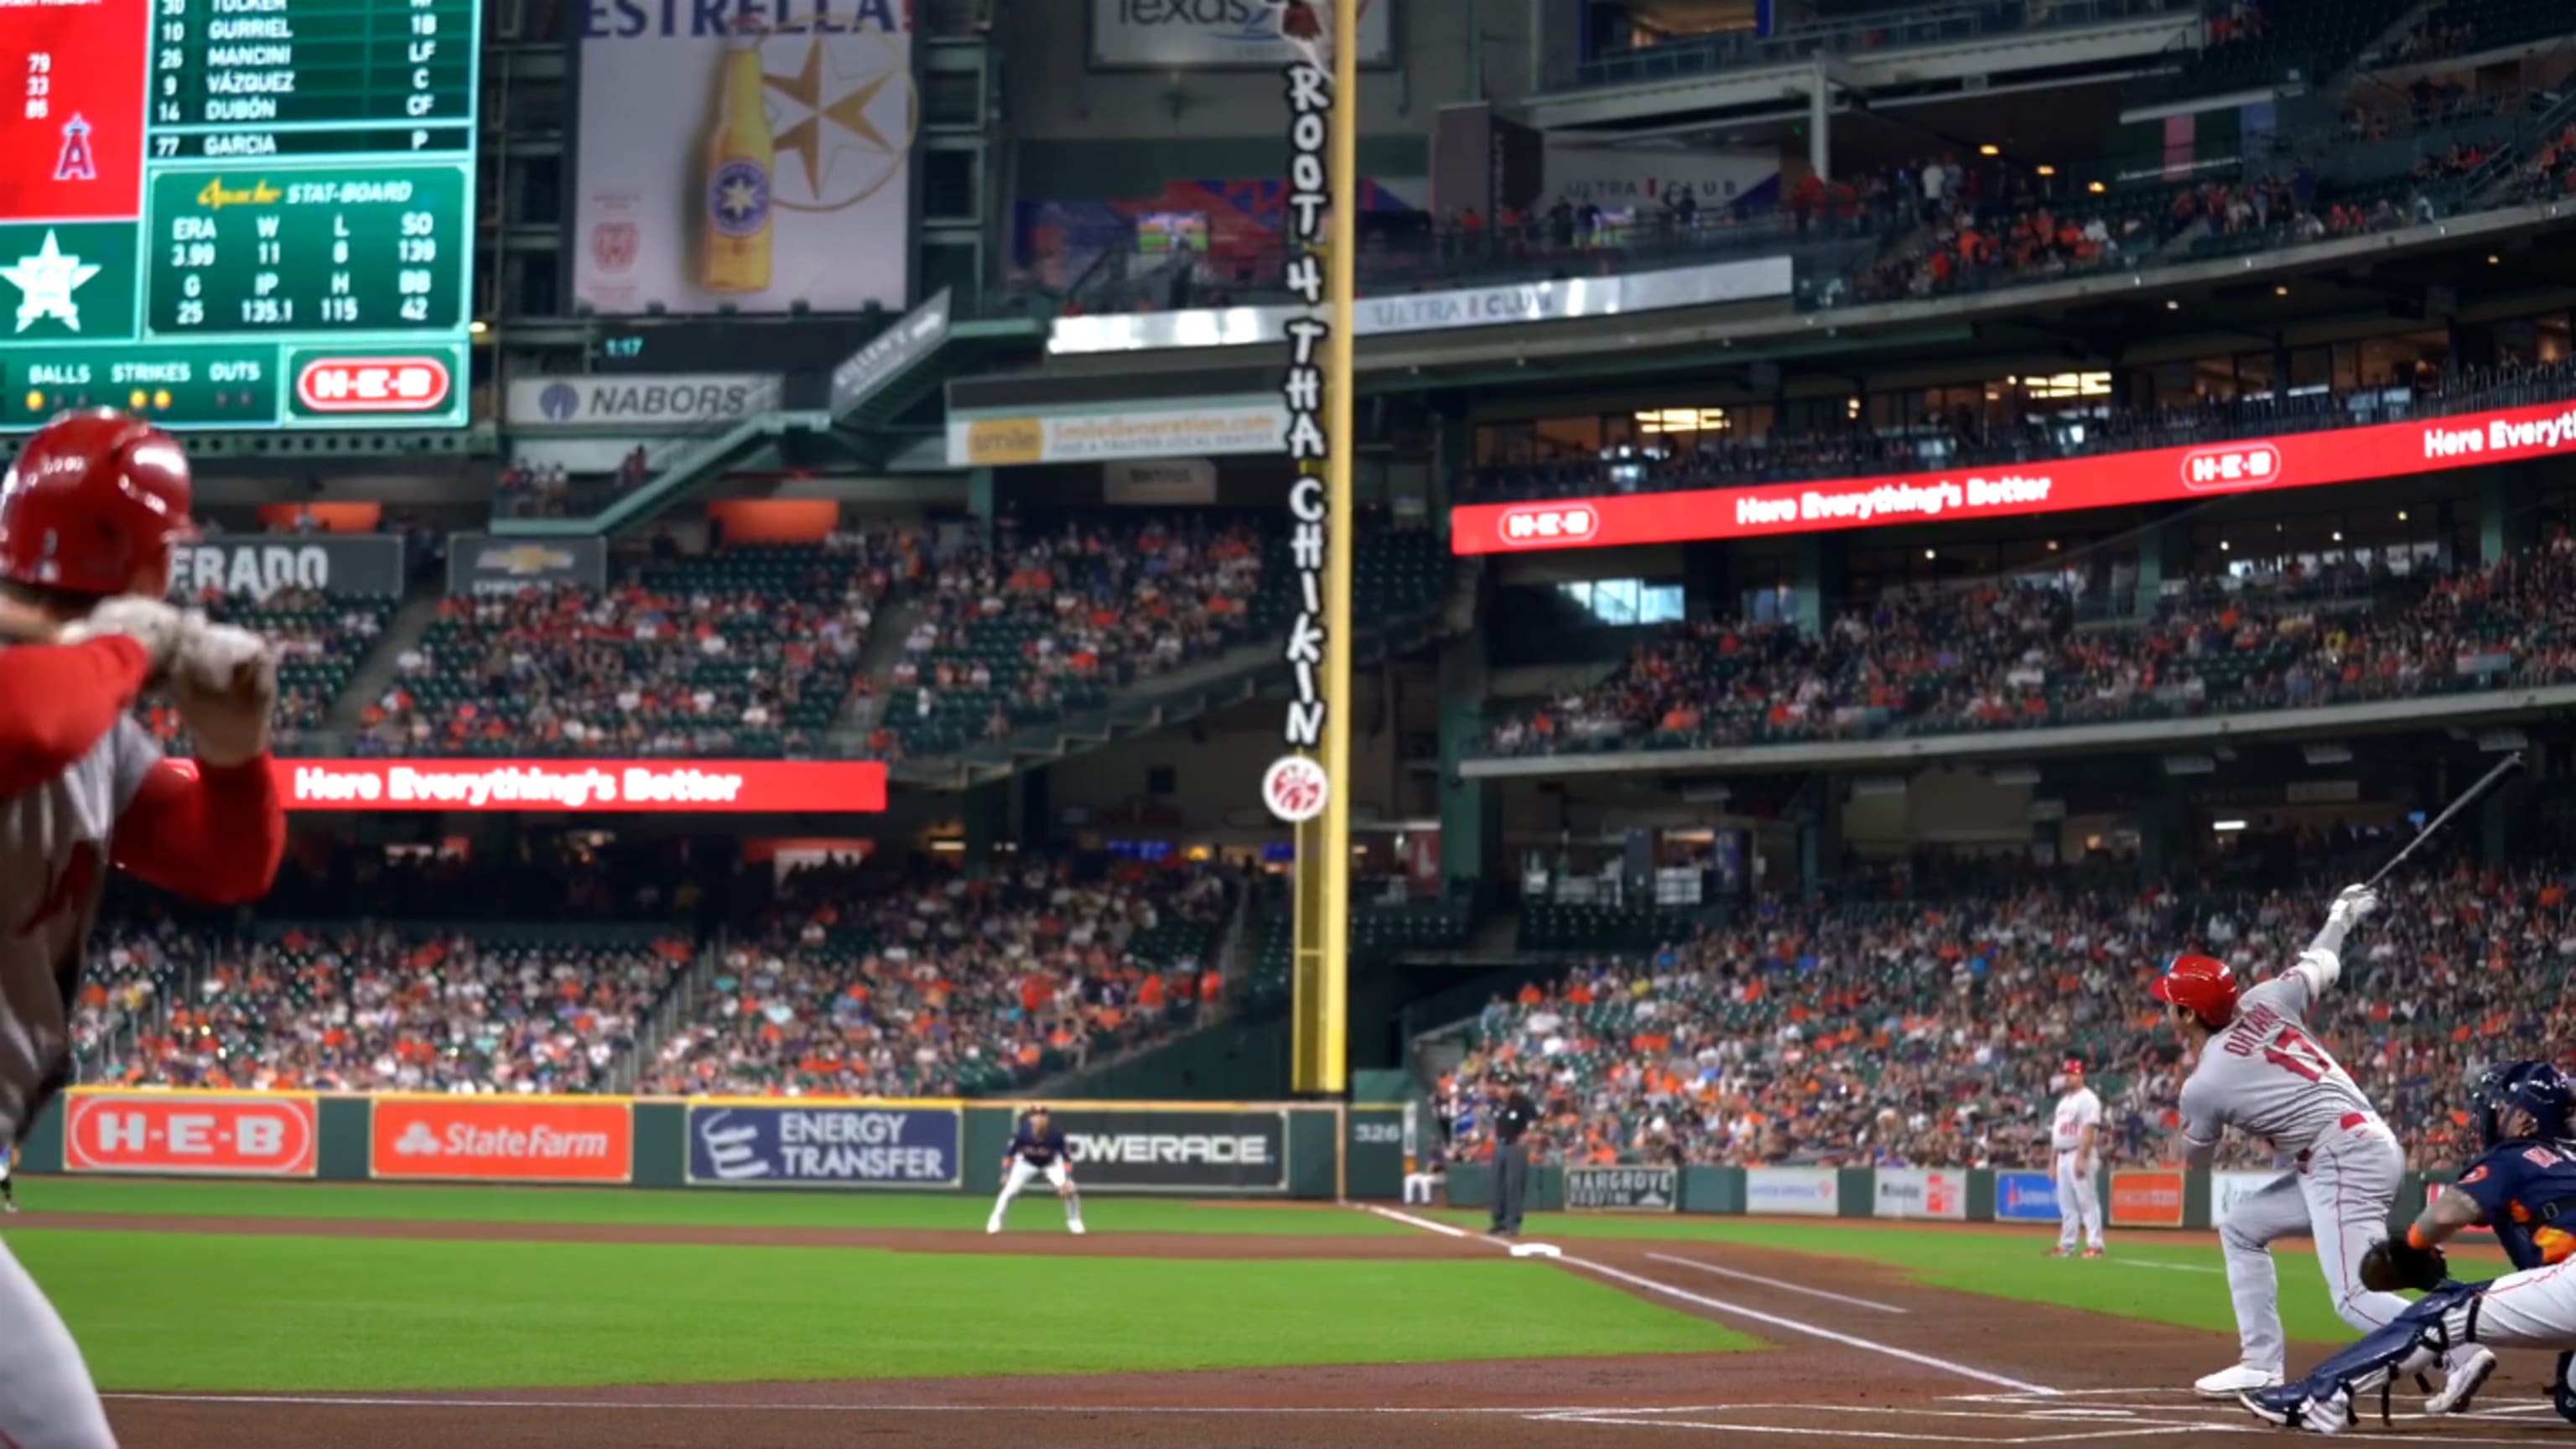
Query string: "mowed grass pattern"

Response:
xmin=18 ymin=1231 xmax=1754 ymax=1390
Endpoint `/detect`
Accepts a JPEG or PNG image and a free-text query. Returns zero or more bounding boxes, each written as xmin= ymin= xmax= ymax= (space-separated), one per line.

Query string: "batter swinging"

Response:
xmin=2152 ymin=884 xmax=2488 ymax=1404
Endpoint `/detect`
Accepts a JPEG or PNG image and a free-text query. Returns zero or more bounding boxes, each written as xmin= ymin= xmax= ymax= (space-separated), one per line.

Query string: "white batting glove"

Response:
xmin=176 ymin=621 xmax=267 ymax=692
xmin=2327 ymin=884 xmax=2380 ymax=928
xmin=58 ymin=597 xmax=198 ymax=679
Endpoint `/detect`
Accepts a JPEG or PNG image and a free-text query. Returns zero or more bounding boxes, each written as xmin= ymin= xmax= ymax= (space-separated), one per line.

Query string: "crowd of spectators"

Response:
xmin=496 ymin=449 xmax=651 ymax=520
xmin=1441 ymin=862 xmax=2573 ymax=1174
xmin=351 ymin=535 xmax=917 ymax=759
xmin=883 ymin=514 xmax=1272 ymax=756
xmin=1493 ymin=532 xmax=2576 ymax=757
xmin=642 ymin=856 xmax=1233 ymax=1098
xmin=82 ymin=927 xmax=694 ymax=1094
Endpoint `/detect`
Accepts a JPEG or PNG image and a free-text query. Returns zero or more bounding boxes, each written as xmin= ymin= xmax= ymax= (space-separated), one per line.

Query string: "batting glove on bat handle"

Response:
xmin=58 ymin=599 xmax=199 ymax=682
xmin=2328 ymin=884 xmax=2380 ymax=929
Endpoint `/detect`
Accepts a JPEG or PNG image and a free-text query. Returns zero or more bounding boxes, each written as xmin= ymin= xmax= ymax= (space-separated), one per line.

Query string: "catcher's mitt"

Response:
xmin=2360 ymin=1239 xmax=2449 ymax=1294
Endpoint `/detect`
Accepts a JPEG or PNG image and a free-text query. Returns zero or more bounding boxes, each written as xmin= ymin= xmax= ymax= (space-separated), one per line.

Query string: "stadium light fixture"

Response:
xmin=2212 ymin=819 xmax=2249 ymax=833
xmin=2036 ymin=164 xmax=2057 ymax=177
xmin=2165 ymin=299 xmax=2180 ymax=310
xmin=1979 ymin=143 xmax=2001 ymax=156
xmin=2087 ymin=180 xmax=2106 ymax=193
xmin=2398 ymin=510 xmax=2410 ymax=522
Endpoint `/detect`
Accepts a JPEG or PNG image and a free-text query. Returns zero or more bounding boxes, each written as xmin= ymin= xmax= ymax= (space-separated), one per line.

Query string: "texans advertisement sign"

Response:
xmin=684 ymin=1104 xmax=963 ymax=1188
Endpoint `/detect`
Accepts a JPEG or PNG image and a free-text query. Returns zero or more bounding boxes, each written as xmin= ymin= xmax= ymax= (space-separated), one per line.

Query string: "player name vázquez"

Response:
xmin=205 ymin=71 xmax=296 ymax=93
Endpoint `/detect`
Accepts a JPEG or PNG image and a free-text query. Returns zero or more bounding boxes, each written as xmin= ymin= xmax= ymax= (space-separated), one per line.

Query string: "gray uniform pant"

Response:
xmin=1491 ymin=1142 xmax=1530 ymax=1233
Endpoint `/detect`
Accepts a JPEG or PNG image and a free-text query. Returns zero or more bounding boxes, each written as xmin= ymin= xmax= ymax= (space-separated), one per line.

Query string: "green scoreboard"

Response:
xmin=1 ymin=0 xmax=477 ymax=429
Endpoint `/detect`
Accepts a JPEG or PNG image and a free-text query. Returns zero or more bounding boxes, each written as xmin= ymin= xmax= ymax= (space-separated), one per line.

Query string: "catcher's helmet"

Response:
xmin=2150 ymin=952 xmax=2240 ymax=1030
xmin=2478 ymin=1061 xmax=2575 ymax=1148
xmin=0 ymin=409 xmax=194 ymax=597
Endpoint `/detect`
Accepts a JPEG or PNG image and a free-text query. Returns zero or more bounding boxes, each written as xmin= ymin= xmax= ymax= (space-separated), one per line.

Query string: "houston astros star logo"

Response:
xmin=756 ymin=18 xmax=917 ymax=213
xmin=1 ymin=231 xmax=101 ymax=333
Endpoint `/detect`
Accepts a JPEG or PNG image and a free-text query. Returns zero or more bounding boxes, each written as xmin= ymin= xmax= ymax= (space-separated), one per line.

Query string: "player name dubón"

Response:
xmin=207 ymin=18 xmax=293 ymax=36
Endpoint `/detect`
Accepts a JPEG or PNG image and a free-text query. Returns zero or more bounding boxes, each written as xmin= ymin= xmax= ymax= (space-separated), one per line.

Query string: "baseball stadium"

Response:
xmin=18 ymin=0 xmax=2576 ymax=1443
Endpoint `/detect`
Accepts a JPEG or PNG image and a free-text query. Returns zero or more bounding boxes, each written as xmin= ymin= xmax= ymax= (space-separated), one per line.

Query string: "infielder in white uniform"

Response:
xmin=987 ymin=1105 xmax=1084 ymax=1235
xmin=0 ymin=411 xmax=286 ymax=1448
xmin=2152 ymin=885 xmax=2492 ymax=1403
xmin=2048 ymin=1058 xmax=2105 ymax=1257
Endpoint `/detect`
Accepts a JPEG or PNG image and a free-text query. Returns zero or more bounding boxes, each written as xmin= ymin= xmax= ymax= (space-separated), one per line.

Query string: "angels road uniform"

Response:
xmin=2177 ymin=960 xmax=2410 ymax=1379
xmin=0 ymin=636 xmax=283 ymax=1446
xmin=2050 ymin=1080 xmax=2105 ymax=1253
xmin=987 ymin=1114 xmax=1084 ymax=1234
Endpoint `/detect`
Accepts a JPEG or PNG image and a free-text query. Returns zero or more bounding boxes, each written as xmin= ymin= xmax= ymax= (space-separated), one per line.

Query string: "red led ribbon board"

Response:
xmin=273 ymin=760 xmax=891 ymax=813
xmin=0 ymin=0 xmax=147 ymax=221
xmin=1450 ymin=401 xmax=2576 ymax=555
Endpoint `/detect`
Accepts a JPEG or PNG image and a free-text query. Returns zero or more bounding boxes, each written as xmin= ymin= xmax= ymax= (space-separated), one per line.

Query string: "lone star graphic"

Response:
xmin=2 ymin=231 xmax=101 ymax=334
xmin=762 ymin=30 xmax=907 ymax=206
xmin=717 ymin=174 xmax=763 ymax=225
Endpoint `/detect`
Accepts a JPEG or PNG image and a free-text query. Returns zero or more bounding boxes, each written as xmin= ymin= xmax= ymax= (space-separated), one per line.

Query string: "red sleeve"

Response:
xmin=0 ymin=637 xmax=153 ymax=799
xmin=112 ymin=755 xmax=285 ymax=905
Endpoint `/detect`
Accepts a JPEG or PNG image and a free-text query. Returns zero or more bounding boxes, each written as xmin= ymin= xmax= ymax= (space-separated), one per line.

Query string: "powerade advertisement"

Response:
xmin=1994 ymin=1171 xmax=2060 ymax=1223
xmin=684 ymin=1104 xmax=963 ymax=1188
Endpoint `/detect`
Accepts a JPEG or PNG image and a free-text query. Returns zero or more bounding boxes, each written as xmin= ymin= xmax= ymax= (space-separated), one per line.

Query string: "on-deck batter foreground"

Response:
xmin=0 ymin=410 xmax=287 ymax=1448
xmin=2151 ymin=884 xmax=2491 ymax=1406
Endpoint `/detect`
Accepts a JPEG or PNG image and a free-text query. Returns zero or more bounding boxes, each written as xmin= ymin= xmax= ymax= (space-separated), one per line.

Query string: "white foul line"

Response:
xmin=1358 ymin=1203 xmax=2057 ymax=1397
xmin=1645 ymin=1253 xmax=1909 ymax=1315
xmin=99 ymin=1395 xmax=1635 ymax=1416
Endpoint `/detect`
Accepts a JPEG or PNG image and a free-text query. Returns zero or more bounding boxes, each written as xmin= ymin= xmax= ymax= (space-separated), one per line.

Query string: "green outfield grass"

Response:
xmin=17 ymin=1176 xmax=1412 ymax=1236
xmin=1428 ymin=1212 xmax=2503 ymax=1343
xmin=18 ymin=1230 xmax=1754 ymax=1391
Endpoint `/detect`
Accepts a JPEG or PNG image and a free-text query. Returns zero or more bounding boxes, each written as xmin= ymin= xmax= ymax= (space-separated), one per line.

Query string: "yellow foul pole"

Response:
xmin=1280 ymin=1 xmax=1358 ymax=1096
xmin=1315 ymin=0 xmax=1358 ymax=1097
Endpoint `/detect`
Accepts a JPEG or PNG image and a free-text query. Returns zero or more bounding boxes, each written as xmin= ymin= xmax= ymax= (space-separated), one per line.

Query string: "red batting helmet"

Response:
xmin=0 ymin=409 xmax=195 ymax=596
xmin=2062 ymin=1058 xmax=2085 ymax=1078
xmin=2151 ymin=952 xmax=2240 ymax=1029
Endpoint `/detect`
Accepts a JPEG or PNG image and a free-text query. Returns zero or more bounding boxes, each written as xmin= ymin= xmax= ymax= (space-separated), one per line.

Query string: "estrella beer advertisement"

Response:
xmin=572 ymin=0 xmax=913 ymax=315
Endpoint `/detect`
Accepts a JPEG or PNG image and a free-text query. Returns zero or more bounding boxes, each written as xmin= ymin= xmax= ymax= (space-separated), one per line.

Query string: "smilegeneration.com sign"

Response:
xmin=948 ymin=400 xmax=1286 ymax=467
xmin=1052 ymin=1107 xmax=1288 ymax=1192
xmin=1049 ymin=257 xmax=1794 ymax=356
xmin=1089 ymin=0 xmax=1394 ymax=68
xmin=1993 ymin=1170 xmax=2061 ymax=1223
xmin=273 ymin=760 xmax=891 ymax=814
xmin=1452 ymin=400 xmax=2576 ymax=555
xmin=685 ymin=1104 xmax=963 ymax=1188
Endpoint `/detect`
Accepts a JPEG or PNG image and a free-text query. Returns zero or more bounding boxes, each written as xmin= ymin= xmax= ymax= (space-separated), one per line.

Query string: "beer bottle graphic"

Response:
xmin=698 ymin=21 xmax=775 ymax=295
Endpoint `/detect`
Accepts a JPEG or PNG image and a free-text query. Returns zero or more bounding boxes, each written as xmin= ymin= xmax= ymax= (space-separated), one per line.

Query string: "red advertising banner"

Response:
xmin=2110 ymin=1168 xmax=2188 ymax=1228
xmin=1450 ymin=400 xmax=2576 ymax=555
xmin=62 ymin=1091 xmax=318 ymax=1176
xmin=274 ymin=760 xmax=890 ymax=813
xmin=371 ymin=1097 xmax=634 ymax=1183
xmin=0 ymin=0 xmax=147 ymax=222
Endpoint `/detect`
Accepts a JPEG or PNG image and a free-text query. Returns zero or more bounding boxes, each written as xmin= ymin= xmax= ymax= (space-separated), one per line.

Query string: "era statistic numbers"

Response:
xmin=148 ymin=0 xmax=476 ymax=140
xmin=147 ymin=164 xmax=465 ymax=335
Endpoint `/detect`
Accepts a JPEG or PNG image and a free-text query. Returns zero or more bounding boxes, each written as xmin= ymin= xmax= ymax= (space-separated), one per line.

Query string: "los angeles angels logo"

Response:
xmin=54 ymin=115 xmax=96 ymax=183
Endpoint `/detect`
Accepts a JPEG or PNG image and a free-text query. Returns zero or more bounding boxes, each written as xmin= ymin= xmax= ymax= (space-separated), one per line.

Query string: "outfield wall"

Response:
xmin=24 ymin=1089 xmax=1410 ymax=1201
xmin=1445 ymin=1163 xmax=2465 ymax=1237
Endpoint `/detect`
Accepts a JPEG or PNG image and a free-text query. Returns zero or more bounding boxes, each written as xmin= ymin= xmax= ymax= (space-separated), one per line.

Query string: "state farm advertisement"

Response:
xmin=371 ymin=1098 xmax=634 ymax=1184
xmin=62 ymin=1091 xmax=317 ymax=1176
xmin=1452 ymin=400 xmax=2576 ymax=554
xmin=274 ymin=760 xmax=889 ymax=814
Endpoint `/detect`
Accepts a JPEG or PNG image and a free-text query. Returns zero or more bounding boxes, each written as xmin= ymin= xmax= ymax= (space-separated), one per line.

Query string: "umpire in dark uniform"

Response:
xmin=1488 ymin=1075 xmax=1538 ymax=1237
